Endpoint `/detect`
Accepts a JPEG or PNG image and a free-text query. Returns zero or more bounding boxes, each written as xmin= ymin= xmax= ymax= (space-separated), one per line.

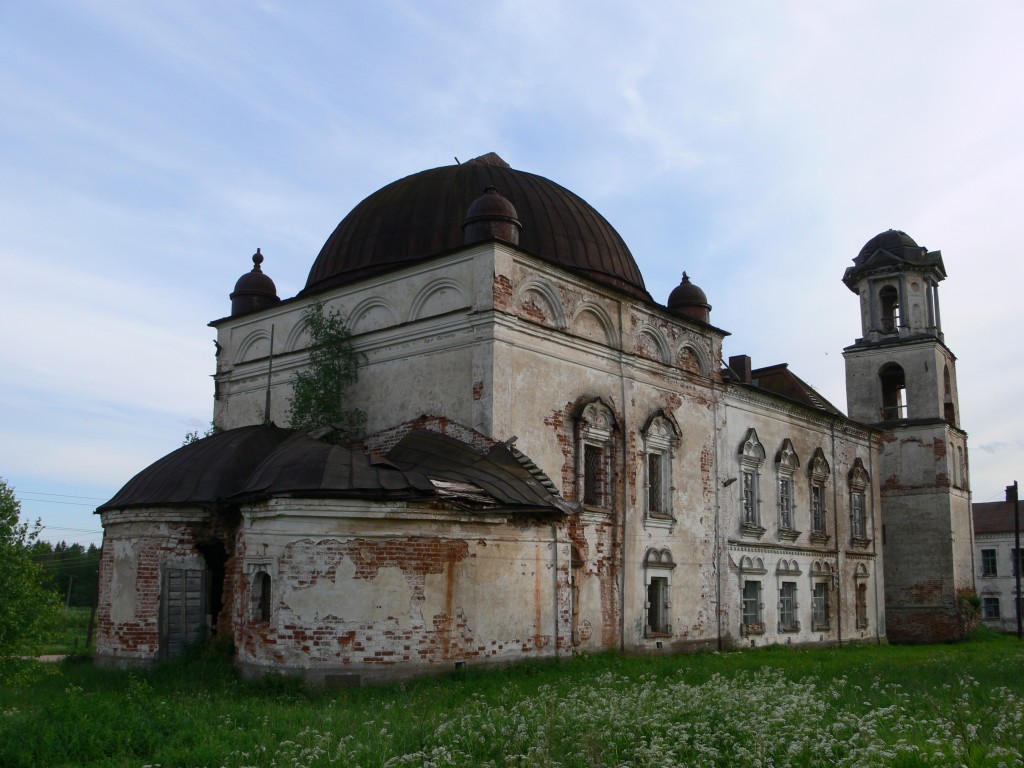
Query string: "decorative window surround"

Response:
xmin=854 ymin=563 xmax=870 ymax=629
xmin=643 ymin=548 xmax=676 ymax=637
xmin=739 ymin=428 xmax=766 ymax=538
xmin=809 ymin=448 xmax=831 ymax=545
xmin=642 ymin=413 xmax=679 ymax=528
xmin=739 ymin=555 xmax=766 ymax=635
xmin=776 ymin=439 xmax=800 ymax=542
xmin=849 ymin=458 xmax=871 ymax=548
xmin=810 ymin=559 xmax=835 ymax=631
xmin=776 ymin=559 xmax=802 ymax=632
xmin=577 ymin=399 xmax=615 ymax=510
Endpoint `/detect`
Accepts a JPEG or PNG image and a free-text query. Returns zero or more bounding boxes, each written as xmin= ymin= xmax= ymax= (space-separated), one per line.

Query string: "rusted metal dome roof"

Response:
xmin=856 ymin=229 xmax=924 ymax=262
xmin=230 ymin=249 xmax=281 ymax=317
xmin=667 ymin=272 xmax=711 ymax=322
xmin=302 ymin=152 xmax=650 ymax=300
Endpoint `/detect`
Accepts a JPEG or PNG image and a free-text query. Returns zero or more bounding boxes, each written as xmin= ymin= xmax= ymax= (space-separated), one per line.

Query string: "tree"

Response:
xmin=0 ymin=479 xmax=61 ymax=662
xmin=289 ymin=301 xmax=366 ymax=437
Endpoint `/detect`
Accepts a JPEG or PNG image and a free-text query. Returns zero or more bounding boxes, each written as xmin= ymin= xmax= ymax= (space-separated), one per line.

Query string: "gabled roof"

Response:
xmin=973 ymin=501 xmax=1020 ymax=534
xmin=744 ymin=363 xmax=845 ymax=416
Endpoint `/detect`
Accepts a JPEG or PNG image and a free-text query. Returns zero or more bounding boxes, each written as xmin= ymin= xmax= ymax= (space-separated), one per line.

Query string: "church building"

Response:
xmin=95 ymin=153 xmax=975 ymax=684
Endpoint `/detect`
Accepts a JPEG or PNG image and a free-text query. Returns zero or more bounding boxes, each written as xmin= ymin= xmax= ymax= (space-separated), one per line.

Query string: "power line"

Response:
xmin=20 ymin=491 xmax=107 ymax=501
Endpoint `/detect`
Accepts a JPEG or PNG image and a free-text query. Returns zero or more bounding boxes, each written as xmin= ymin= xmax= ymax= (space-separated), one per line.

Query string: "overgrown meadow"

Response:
xmin=3 ymin=630 xmax=1023 ymax=767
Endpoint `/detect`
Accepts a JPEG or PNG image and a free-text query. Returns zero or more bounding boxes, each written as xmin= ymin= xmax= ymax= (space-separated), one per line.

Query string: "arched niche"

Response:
xmin=409 ymin=278 xmax=471 ymax=321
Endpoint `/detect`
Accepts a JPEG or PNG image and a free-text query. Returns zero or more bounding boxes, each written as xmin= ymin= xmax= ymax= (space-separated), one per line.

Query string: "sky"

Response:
xmin=2 ymin=1 xmax=1022 ymax=548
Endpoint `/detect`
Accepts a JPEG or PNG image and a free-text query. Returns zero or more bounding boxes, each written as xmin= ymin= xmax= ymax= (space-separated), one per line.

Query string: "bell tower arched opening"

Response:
xmin=879 ymin=363 xmax=906 ymax=421
xmin=879 ymin=285 xmax=900 ymax=333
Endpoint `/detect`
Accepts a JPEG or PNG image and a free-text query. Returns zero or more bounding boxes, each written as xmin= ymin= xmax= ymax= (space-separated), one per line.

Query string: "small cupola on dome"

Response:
xmin=667 ymin=272 xmax=711 ymax=322
xmin=462 ymin=186 xmax=522 ymax=246
xmin=230 ymin=248 xmax=281 ymax=317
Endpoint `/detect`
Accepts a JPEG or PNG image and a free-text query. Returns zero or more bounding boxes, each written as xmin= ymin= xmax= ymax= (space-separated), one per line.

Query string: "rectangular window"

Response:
xmin=742 ymin=581 xmax=761 ymax=626
xmin=851 ymin=492 xmax=866 ymax=539
xmin=812 ymin=582 xmax=829 ymax=628
xmin=982 ymin=549 xmax=998 ymax=577
xmin=779 ymin=476 xmax=793 ymax=529
xmin=855 ymin=583 xmax=868 ymax=628
xmin=742 ymin=471 xmax=758 ymax=524
xmin=646 ymin=577 xmax=669 ymax=635
xmin=983 ymin=596 xmax=1001 ymax=620
xmin=583 ymin=444 xmax=602 ymax=506
xmin=811 ymin=484 xmax=826 ymax=533
xmin=648 ymin=453 xmax=663 ymax=514
xmin=779 ymin=582 xmax=798 ymax=631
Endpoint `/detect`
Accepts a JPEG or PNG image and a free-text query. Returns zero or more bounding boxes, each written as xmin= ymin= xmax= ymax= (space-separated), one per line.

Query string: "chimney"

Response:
xmin=729 ymin=355 xmax=752 ymax=384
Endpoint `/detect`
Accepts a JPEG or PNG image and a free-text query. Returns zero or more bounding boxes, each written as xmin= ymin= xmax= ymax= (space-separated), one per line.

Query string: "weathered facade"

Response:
xmin=96 ymin=153 xmax=971 ymax=683
xmin=973 ymin=500 xmax=1021 ymax=634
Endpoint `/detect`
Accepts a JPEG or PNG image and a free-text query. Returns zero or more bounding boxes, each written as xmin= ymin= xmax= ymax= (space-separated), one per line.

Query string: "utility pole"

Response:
xmin=1009 ymin=481 xmax=1021 ymax=641
xmin=64 ymin=574 xmax=74 ymax=610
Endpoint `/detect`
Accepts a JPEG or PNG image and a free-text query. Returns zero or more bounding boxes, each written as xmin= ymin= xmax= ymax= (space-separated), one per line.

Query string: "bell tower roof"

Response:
xmin=843 ymin=229 xmax=946 ymax=292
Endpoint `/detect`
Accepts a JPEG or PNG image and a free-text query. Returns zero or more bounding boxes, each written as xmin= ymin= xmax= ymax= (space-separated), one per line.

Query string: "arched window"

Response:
xmin=251 ymin=570 xmax=272 ymax=623
xmin=577 ymin=399 xmax=615 ymax=508
xmin=879 ymin=285 xmax=899 ymax=332
xmin=849 ymin=459 xmax=871 ymax=545
xmin=739 ymin=429 xmax=766 ymax=536
xmin=642 ymin=413 xmax=679 ymax=522
xmin=643 ymin=548 xmax=676 ymax=637
xmin=943 ymin=365 xmax=955 ymax=425
xmin=775 ymin=440 xmax=800 ymax=540
xmin=808 ymin=448 xmax=831 ymax=540
xmin=879 ymin=363 xmax=906 ymax=421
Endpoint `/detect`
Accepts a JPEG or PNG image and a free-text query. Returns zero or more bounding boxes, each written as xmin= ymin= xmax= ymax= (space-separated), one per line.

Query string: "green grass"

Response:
xmin=36 ymin=606 xmax=94 ymax=656
xmin=2 ymin=631 xmax=1024 ymax=767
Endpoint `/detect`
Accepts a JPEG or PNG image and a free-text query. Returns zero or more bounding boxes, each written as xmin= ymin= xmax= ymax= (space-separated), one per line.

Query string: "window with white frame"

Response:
xmin=577 ymin=399 xmax=615 ymax=508
xmin=981 ymin=549 xmax=997 ymax=577
xmin=642 ymin=414 xmax=677 ymax=521
xmin=643 ymin=548 xmax=675 ymax=636
xmin=739 ymin=429 xmax=766 ymax=535
xmin=848 ymin=459 xmax=871 ymax=545
xmin=776 ymin=440 xmax=800 ymax=540
xmin=809 ymin=448 xmax=830 ymax=539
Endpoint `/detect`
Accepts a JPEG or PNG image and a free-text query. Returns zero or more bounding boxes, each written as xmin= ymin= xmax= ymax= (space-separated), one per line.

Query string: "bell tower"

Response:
xmin=842 ymin=230 xmax=974 ymax=642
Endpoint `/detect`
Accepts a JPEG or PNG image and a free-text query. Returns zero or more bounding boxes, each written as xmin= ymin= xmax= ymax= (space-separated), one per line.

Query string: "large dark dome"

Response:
xmin=302 ymin=153 xmax=649 ymax=300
